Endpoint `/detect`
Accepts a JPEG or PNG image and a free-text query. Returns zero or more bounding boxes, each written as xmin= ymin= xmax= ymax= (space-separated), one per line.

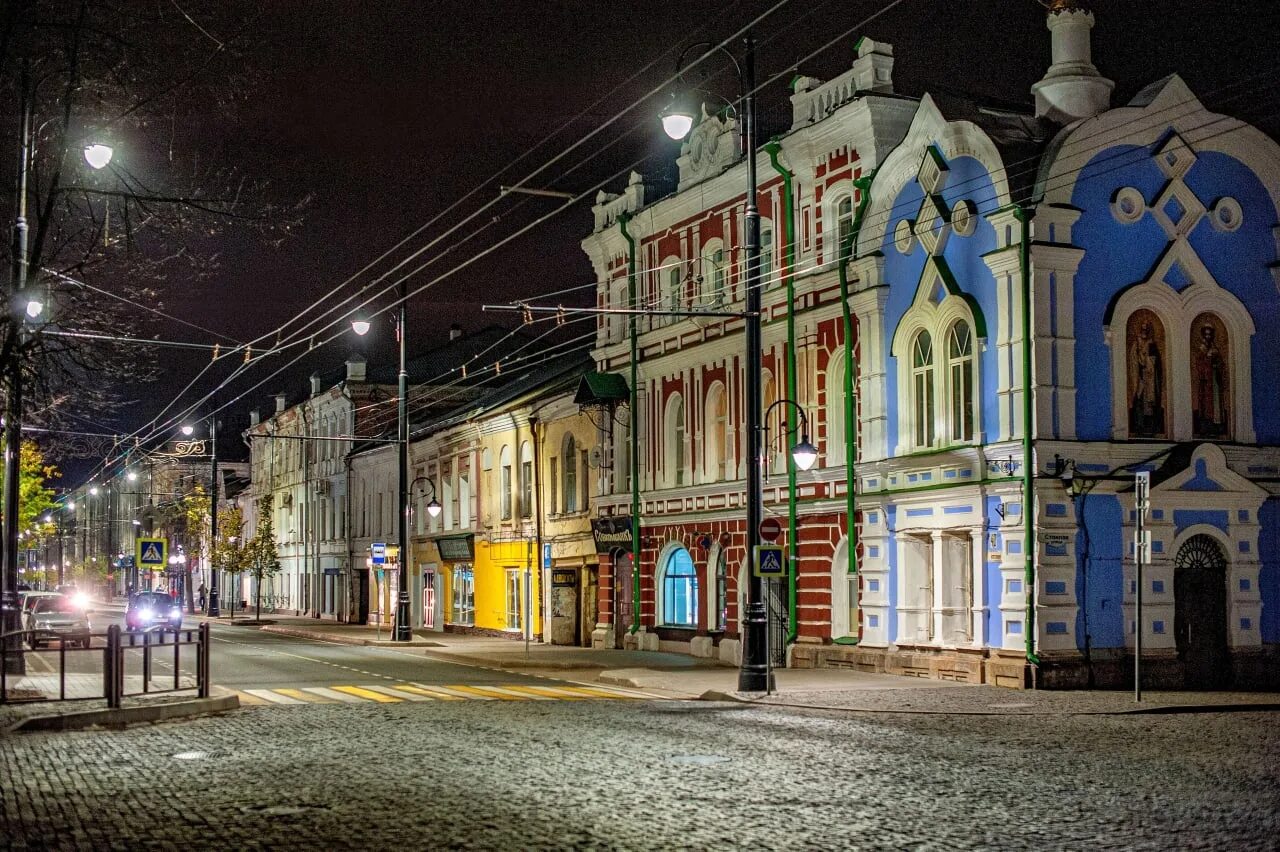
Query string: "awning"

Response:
xmin=574 ymin=371 xmax=630 ymax=406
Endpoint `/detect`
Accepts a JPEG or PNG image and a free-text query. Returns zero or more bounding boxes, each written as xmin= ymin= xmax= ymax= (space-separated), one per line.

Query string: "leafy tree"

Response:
xmin=0 ymin=439 xmax=59 ymax=541
xmin=211 ymin=504 xmax=247 ymax=614
xmin=154 ymin=481 xmax=208 ymax=611
xmin=245 ymin=497 xmax=281 ymax=621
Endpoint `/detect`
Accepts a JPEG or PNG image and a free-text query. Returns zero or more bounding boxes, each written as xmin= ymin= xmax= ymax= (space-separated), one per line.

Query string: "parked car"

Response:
xmin=125 ymin=592 xmax=183 ymax=632
xmin=27 ymin=595 xmax=91 ymax=649
xmin=19 ymin=590 xmax=61 ymax=626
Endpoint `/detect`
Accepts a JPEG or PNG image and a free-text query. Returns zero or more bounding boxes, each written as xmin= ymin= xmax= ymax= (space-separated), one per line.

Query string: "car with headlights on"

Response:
xmin=27 ymin=595 xmax=92 ymax=648
xmin=125 ymin=592 xmax=183 ymax=632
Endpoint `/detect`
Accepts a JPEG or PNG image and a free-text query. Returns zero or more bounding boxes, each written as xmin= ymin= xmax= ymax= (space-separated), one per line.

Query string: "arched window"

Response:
xmin=710 ymin=545 xmax=728 ymax=631
xmin=700 ymin=240 xmax=725 ymax=306
xmin=911 ymin=331 xmax=936 ymax=448
xmin=759 ymin=219 xmax=775 ymax=289
xmin=762 ymin=370 xmax=784 ymax=474
xmin=831 ymin=537 xmax=855 ymax=639
xmin=563 ymin=434 xmax=578 ymax=513
xmin=664 ymin=394 xmax=686 ymax=488
xmin=947 ymin=321 xmax=975 ymax=443
xmin=826 ymin=352 xmax=847 ymax=467
xmin=663 ymin=256 xmax=682 ymax=325
xmin=499 ymin=445 xmax=513 ymax=520
xmin=659 ymin=545 xmax=698 ymax=627
xmin=704 ymin=383 xmax=729 ymax=482
xmin=835 ymin=194 xmax=854 ymax=261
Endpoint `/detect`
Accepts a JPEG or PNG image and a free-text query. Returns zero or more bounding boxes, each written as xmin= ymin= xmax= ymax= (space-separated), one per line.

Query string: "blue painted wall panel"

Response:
xmin=1077 ymin=494 xmax=1125 ymax=650
xmin=1173 ymin=509 xmax=1229 ymax=535
xmin=1260 ymin=499 xmax=1279 ymax=643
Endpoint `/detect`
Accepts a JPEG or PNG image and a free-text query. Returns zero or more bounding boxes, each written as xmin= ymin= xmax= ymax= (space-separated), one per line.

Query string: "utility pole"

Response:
xmin=207 ymin=416 xmax=220 ymax=617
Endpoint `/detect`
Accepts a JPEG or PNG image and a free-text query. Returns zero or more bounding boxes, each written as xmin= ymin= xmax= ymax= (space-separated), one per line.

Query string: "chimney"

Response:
xmin=249 ymin=410 xmax=260 ymax=427
xmin=1031 ymin=1 xmax=1113 ymax=124
xmin=345 ymin=353 xmax=367 ymax=383
xmin=310 ymin=372 xmax=323 ymax=397
xmin=449 ymin=324 xmax=463 ymax=341
xmin=275 ymin=394 xmax=287 ymax=414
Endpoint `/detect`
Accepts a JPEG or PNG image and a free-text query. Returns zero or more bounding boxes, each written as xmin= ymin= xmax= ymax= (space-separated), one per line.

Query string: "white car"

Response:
xmin=27 ymin=595 xmax=92 ymax=649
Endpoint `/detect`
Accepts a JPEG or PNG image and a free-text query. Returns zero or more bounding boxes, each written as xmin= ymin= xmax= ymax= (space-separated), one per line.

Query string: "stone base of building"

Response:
xmin=790 ymin=643 xmax=1034 ymax=689
xmin=443 ymin=624 xmax=543 ymax=642
xmin=1037 ymin=645 xmax=1280 ymax=691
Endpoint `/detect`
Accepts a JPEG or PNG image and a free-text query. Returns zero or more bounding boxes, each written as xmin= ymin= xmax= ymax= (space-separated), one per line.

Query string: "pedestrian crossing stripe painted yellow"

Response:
xmin=235 ymin=683 xmax=654 ymax=705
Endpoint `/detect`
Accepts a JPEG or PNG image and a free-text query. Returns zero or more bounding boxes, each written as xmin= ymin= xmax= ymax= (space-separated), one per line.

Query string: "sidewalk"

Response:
xmin=250 ymin=615 xmax=1280 ymax=716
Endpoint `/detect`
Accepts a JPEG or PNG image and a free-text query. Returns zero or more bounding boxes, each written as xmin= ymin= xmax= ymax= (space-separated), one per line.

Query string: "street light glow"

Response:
xmin=661 ymin=111 xmax=695 ymax=140
xmin=351 ymin=318 xmax=371 ymax=336
xmin=83 ymin=143 xmax=114 ymax=170
xmin=127 ymin=470 xmax=138 ymax=481
xmin=181 ymin=424 xmax=195 ymax=436
xmin=427 ymin=499 xmax=442 ymax=518
xmin=24 ymin=297 xmax=42 ymax=319
xmin=89 ymin=486 xmax=100 ymax=496
xmin=791 ymin=437 xmax=819 ymax=472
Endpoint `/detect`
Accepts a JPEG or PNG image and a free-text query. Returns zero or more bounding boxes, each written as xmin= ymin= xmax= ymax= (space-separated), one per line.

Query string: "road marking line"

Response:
xmin=274 ymin=688 xmax=324 ymax=703
xmin=403 ymin=683 xmax=466 ymax=700
xmin=302 ymin=687 xmax=364 ymax=703
xmin=482 ymin=685 xmax=560 ymax=701
xmin=364 ymin=684 xmax=435 ymax=701
xmin=236 ymin=691 xmax=268 ymax=705
xmin=330 ymin=685 xmax=401 ymax=703
xmin=556 ymin=685 xmax=646 ymax=699
xmin=437 ymin=685 xmax=522 ymax=695
xmin=424 ymin=684 xmax=502 ymax=700
xmin=243 ymin=688 xmax=306 ymax=705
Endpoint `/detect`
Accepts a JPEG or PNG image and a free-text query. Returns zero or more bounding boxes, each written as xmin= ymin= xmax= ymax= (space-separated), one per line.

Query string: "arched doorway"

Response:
xmin=1174 ymin=534 xmax=1231 ymax=689
xmin=612 ymin=549 xmax=633 ymax=648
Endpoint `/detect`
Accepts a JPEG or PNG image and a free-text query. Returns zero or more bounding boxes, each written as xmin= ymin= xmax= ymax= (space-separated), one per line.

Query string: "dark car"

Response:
xmin=125 ymin=592 xmax=183 ymax=631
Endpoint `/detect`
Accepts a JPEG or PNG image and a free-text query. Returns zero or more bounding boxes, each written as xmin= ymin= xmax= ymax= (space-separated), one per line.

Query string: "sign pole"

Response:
xmin=1134 ymin=471 xmax=1150 ymax=703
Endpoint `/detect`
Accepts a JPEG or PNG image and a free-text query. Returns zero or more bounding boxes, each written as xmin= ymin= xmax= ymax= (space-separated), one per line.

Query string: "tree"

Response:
xmin=245 ymin=497 xmax=281 ymax=621
xmin=154 ymin=481 xmax=207 ymax=611
xmin=211 ymin=504 xmax=247 ymax=614
xmin=1 ymin=2 xmax=306 ymax=445
xmin=0 ymin=439 xmax=59 ymax=541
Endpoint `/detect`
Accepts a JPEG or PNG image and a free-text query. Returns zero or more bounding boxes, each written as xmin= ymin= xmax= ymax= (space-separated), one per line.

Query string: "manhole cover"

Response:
xmin=669 ymin=754 xmax=731 ymax=766
xmin=172 ymin=751 xmax=209 ymax=761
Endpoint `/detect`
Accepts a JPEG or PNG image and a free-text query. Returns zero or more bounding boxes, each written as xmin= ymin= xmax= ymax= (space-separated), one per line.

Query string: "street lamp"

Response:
xmin=662 ymin=32 xmax=768 ymax=691
xmin=82 ymin=143 xmax=113 ymax=170
xmin=352 ymin=299 xmax=412 ymax=642
xmin=411 ymin=476 xmax=443 ymax=521
xmin=762 ymin=400 xmax=819 ymax=473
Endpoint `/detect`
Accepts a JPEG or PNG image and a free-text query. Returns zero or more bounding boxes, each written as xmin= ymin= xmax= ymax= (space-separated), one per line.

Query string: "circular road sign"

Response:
xmin=759 ymin=517 xmax=782 ymax=542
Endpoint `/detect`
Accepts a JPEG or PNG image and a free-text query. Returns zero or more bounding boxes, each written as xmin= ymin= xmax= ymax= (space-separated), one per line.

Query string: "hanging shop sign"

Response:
xmin=590 ymin=516 xmax=632 ymax=553
xmin=436 ymin=535 xmax=474 ymax=561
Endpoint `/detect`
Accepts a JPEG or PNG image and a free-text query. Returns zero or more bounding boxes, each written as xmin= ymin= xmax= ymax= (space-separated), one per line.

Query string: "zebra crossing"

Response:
xmin=235 ymin=681 xmax=658 ymax=706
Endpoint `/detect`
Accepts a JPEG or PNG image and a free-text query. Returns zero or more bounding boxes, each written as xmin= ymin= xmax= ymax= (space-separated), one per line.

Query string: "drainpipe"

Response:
xmin=618 ymin=212 xmax=641 ymax=634
xmin=831 ymin=168 xmax=878 ymax=644
xmin=764 ymin=142 xmax=800 ymax=644
xmin=530 ymin=414 xmax=546 ymax=642
xmin=1015 ymin=206 xmax=1040 ymax=670
xmin=301 ymin=405 xmax=313 ymax=617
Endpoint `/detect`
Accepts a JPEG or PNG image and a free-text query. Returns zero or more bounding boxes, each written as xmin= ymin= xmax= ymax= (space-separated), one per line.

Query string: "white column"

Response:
xmin=969 ymin=527 xmax=986 ymax=646
xmin=931 ymin=530 xmax=945 ymax=643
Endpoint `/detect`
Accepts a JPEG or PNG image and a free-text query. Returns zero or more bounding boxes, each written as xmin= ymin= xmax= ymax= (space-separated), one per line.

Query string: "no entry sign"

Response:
xmin=759 ymin=517 xmax=782 ymax=542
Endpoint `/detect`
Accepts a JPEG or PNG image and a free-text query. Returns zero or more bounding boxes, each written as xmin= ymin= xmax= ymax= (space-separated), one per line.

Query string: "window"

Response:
xmin=759 ymin=220 xmax=775 ymax=288
xmin=911 ymin=331 xmax=936 ymax=448
xmin=614 ymin=422 xmax=631 ymax=494
xmin=549 ymin=458 xmax=559 ymax=514
xmin=505 ymin=568 xmax=522 ymax=632
xmin=442 ymin=465 xmax=454 ymax=529
xmin=519 ymin=442 xmax=533 ymax=519
xmin=563 ymin=434 xmax=578 ymax=513
xmin=659 ymin=546 xmax=698 ymax=627
xmin=762 ymin=372 xmax=783 ymax=474
xmin=712 ymin=547 xmax=728 ymax=631
xmin=451 ymin=565 xmax=475 ymax=625
xmin=835 ymin=194 xmax=854 ymax=261
xmin=664 ymin=395 xmax=686 ymax=488
xmin=458 ymin=467 xmax=471 ymax=528
xmin=826 ymin=352 xmax=847 ymax=467
xmin=499 ymin=446 xmax=513 ymax=520
xmin=700 ymin=241 xmax=726 ymax=306
xmin=580 ymin=448 xmax=590 ymax=510
xmin=667 ymin=261 xmax=683 ymax=320
xmin=947 ymin=321 xmax=975 ymax=443
xmin=704 ymin=383 xmax=729 ymax=481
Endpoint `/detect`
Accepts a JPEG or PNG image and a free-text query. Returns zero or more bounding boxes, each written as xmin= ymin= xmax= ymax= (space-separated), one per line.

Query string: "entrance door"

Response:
xmin=1174 ymin=534 xmax=1231 ymax=689
xmin=581 ymin=566 xmax=599 ymax=647
xmin=355 ymin=570 xmax=369 ymax=625
xmin=613 ymin=551 xmax=633 ymax=647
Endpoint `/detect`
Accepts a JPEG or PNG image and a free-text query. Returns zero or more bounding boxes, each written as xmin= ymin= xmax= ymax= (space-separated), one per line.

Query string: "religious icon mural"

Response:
xmin=1126 ymin=309 xmax=1167 ymax=437
xmin=1191 ymin=313 xmax=1230 ymax=439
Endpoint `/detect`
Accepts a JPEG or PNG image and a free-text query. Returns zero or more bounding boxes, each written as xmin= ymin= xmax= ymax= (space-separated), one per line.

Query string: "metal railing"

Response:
xmin=1 ymin=623 xmax=211 ymax=708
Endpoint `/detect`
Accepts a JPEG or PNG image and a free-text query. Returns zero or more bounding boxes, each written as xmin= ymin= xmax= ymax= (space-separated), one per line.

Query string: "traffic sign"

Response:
xmin=542 ymin=543 xmax=552 ymax=569
xmin=759 ymin=517 xmax=782 ymax=542
xmin=371 ymin=542 xmax=387 ymax=565
xmin=136 ymin=538 xmax=167 ymax=568
xmin=753 ymin=545 xmax=786 ymax=578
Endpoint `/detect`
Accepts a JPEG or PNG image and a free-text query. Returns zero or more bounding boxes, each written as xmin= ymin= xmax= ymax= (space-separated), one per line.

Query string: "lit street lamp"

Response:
xmin=662 ymin=31 xmax=768 ymax=691
xmin=411 ymin=476 xmax=444 ymax=521
xmin=352 ymin=294 xmax=412 ymax=641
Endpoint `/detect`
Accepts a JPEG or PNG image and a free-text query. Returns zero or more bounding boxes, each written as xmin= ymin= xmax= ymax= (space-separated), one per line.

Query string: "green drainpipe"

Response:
xmin=618 ymin=212 xmax=642 ymax=635
xmin=1015 ymin=206 xmax=1039 ymax=668
xmin=830 ymin=169 xmax=877 ymax=645
xmin=765 ymin=142 xmax=800 ymax=644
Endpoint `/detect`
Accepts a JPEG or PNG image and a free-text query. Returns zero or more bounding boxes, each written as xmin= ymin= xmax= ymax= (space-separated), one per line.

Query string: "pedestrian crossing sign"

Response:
xmin=136 ymin=538 xmax=168 ymax=567
xmin=753 ymin=544 xmax=786 ymax=578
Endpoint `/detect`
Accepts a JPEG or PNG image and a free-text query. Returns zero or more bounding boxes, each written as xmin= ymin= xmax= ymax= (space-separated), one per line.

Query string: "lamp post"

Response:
xmin=762 ymin=400 xmax=819 ymax=475
xmin=207 ymin=416 xmax=220 ymax=617
xmin=662 ymin=32 xmax=768 ymax=691
xmin=352 ymin=282 xmax=412 ymax=641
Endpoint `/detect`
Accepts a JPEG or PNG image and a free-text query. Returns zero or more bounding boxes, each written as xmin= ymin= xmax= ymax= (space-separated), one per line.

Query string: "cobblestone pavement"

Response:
xmin=2 ymin=700 xmax=1277 ymax=850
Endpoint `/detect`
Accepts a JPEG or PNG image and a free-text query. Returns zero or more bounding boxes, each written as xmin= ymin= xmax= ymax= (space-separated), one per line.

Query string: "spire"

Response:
xmin=1031 ymin=1 xmax=1113 ymax=123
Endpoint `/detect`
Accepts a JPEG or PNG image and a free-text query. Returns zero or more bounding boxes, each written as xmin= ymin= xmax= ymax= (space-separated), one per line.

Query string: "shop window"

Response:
xmin=659 ymin=545 xmax=698 ymax=627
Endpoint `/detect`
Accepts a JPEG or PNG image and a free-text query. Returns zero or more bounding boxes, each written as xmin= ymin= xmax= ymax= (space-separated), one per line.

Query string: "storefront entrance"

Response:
xmin=613 ymin=551 xmax=633 ymax=648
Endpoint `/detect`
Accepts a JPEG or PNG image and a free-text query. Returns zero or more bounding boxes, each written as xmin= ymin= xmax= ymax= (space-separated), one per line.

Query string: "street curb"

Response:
xmin=259 ymin=625 xmax=444 ymax=647
xmin=9 ymin=694 xmax=240 ymax=733
xmin=695 ymin=690 xmax=1280 ymax=716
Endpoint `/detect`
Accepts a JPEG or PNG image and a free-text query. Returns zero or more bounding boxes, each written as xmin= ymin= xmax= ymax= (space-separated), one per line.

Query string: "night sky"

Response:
xmin=95 ymin=0 xmax=1280 ymax=466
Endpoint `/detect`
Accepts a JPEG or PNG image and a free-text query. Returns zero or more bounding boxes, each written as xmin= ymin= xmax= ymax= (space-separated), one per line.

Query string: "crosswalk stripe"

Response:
xmin=243 ymin=688 xmax=306 ymax=705
xmin=435 ymin=684 xmax=513 ymax=700
xmin=494 ymin=685 xmax=578 ymax=700
xmin=236 ymin=691 xmax=268 ymax=705
xmin=466 ymin=685 xmax=554 ymax=700
xmin=364 ymin=684 xmax=435 ymax=701
xmin=302 ymin=686 xmax=365 ymax=703
xmin=556 ymin=685 xmax=646 ymax=699
xmin=330 ymin=685 xmax=401 ymax=703
xmin=274 ymin=688 xmax=321 ymax=702
xmin=400 ymin=683 xmax=465 ymax=700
